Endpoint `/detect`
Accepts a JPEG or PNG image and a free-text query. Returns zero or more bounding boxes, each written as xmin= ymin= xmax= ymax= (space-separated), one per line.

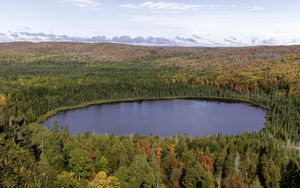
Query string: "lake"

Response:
xmin=42 ymin=99 xmax=266 ymax=137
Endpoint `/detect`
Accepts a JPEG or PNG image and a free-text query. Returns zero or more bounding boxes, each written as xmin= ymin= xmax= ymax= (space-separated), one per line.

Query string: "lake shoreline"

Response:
xmin=36 ymin=96 xmax=269 ymax=125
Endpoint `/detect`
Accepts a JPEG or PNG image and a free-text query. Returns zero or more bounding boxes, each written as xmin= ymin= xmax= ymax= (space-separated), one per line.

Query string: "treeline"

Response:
xmin=0 ymin=43 xmax=299 ymax=187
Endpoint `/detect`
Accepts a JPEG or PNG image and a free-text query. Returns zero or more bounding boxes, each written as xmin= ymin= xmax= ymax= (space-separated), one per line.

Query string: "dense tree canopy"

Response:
xmin=0 ymin=43 xmax=299 ymax=187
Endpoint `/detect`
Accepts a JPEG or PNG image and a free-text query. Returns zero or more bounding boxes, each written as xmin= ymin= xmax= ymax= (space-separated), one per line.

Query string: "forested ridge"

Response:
xmin=0 ymin=42 xmax=299 ymax=188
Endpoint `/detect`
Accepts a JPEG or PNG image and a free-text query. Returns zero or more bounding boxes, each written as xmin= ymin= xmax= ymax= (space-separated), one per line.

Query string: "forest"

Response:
xmin=0 ymin=42 xmax=299 ymax=188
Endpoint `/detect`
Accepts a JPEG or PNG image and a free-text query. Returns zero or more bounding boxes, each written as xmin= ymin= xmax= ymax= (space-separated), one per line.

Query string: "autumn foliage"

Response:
xmin=0 ymin=95 xmax=8 ymax=107
xmin=167 ymin=144 xmax=176 ymax=158
xmin=138 ymin=139 xmax=151 ymax=159
xmin=0 ymin=42 xmax=299 ymax=187
xmin=222 ymin=174 xmax=248 ymax=188
xmin=196 ymin=150 xmax=213 ymax=171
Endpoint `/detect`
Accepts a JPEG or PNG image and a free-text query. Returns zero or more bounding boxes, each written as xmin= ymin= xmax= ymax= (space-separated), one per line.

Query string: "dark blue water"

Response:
xmin=43 ymin=99 xmax=266 ymax=136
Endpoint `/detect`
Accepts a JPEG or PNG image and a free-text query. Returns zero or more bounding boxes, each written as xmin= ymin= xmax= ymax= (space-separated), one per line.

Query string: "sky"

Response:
xmin=0 ymin=0 xmax=300 ymax=40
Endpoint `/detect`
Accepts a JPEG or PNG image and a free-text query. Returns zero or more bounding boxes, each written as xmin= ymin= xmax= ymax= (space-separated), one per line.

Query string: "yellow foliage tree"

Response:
xmin=0 ymin=94 xmax=8 ymax=107
xmin=56 ymin=171 xmax=82 ymax=188
xmin=88 ymin=171 xmax=120 ymax=188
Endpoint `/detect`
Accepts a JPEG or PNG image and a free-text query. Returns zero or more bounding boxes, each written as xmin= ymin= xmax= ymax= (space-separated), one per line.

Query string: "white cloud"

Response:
xmin=120 ymin=1 xmax=203 ymax=12
xmin=61 ymin=0 xmax=101 ymax=11
xmin=120 ymin=2 xmax=266 ymax=13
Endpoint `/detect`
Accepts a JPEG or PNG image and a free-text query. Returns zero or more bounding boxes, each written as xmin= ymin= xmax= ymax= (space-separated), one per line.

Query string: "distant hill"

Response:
xmin=1 ymin=32 xmax=300 ymax=47
xmin=0 ymin=42 xmax=299 ymax=63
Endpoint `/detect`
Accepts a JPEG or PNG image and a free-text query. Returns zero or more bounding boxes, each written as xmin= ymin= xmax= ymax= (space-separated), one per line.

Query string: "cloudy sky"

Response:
xmin=1 ymin=0 xmax=300 ymax=40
